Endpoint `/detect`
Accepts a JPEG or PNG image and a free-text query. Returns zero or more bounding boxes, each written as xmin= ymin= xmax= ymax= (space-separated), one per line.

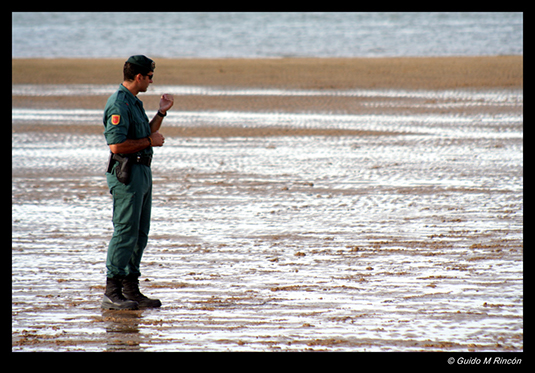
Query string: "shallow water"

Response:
xmin=12 ymin=12 xmax=523 ymax=58
xmin=11 ymin=85 xmax=524 ymax=139
xmin=12 ymin=88 xmax=522 ymax=351
xmin=11 ymin=84 xmax=525 ymax=100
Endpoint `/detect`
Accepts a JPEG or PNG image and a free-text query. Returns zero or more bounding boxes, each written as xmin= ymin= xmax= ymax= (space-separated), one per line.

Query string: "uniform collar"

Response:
xmin=119 ymin=83 xmax=143 ymax=105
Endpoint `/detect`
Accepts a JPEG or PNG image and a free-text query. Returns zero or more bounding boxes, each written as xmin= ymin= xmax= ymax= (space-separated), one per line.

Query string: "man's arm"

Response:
xmin=109 ymin=132 xmax=165 ymax=154
xmin=150 ymin=113 xmax=164 ymax=134
xmin=150 ymin=94 xmax=174 ymax=133
xmin=109 ymin=138 xmax=151 ymax=154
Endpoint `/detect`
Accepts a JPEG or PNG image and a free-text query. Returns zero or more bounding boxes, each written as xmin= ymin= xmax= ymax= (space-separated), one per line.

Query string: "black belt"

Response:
xmin=133 ymin=154 xmax=152 ymax=167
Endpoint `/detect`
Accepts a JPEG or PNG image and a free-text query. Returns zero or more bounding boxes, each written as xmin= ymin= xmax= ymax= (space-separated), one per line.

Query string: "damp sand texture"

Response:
xmin=12 ymin=57 xmax=523 ymax=351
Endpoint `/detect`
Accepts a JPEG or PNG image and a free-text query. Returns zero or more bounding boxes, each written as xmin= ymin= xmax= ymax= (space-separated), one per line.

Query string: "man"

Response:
xmin=102 ymin=55 xmax=174 ymax=310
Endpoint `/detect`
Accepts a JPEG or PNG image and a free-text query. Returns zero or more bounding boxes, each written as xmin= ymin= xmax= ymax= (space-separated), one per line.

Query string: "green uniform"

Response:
xmin=103 ymin=83 xmax=153 ymax=279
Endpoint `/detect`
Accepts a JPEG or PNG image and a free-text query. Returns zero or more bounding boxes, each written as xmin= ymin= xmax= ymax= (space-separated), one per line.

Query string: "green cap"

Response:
xmin=126 ymin=55 xmax=155 ymax=71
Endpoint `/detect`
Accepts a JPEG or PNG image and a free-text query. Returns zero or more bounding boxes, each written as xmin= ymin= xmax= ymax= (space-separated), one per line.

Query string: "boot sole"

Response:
xmin=136 ymin=300 xmax=162 ymax=308
xmin=101 ymin=296 xmax=139 ymax=310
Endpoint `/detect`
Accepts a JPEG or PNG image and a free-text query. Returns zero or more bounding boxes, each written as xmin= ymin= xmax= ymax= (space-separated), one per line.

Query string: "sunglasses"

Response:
xmin=145 ymin=74 xmax=154 ymax=80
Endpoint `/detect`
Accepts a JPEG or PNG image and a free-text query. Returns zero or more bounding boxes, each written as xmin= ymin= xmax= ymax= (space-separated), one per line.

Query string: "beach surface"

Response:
xmin=12 ymin=56 xmax=523 ymax=88
xmin=12 ymin=57 xmax=523 ymax=352
xmin=12 ymin=56 xmax=523 ymax=136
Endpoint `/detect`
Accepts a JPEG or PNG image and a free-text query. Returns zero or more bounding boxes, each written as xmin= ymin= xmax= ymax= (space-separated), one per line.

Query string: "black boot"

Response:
xmin=122 ymin=275 xmax=162 ymax=308
xmin=101 ymin=277 xmax=139 ymax=310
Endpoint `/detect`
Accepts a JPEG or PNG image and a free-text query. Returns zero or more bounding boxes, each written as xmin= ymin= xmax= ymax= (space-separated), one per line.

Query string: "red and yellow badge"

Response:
xmin=111 ymin=115 xmax=121 ymax=125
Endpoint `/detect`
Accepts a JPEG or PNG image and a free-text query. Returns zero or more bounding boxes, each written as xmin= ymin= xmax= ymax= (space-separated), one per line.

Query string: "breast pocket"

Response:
xmin=129 ymin=110 xmax=151 ymax=139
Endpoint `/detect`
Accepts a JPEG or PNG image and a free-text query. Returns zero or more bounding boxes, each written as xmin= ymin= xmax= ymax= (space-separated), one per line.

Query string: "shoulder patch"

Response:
xmin=111 ymin=115 xmax=121 ymax=125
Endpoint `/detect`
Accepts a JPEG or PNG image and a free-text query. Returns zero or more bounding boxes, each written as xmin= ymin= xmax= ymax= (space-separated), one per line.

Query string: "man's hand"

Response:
xmin=149 ymin=131 xmax=165 ymax=147
xmin=159 ymin=94 xmax=174 ymax=114
xmin=150 ymin=94 xmax=174 ymax=133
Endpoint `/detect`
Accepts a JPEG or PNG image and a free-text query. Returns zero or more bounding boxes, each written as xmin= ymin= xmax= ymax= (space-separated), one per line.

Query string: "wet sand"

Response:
xmin=12 ymin=56 xmax=523 ymax=136
xmin=12 ymin=57 xmax=523 ymax=352
xmin=12 ymin=56 xmax=523 ymax=88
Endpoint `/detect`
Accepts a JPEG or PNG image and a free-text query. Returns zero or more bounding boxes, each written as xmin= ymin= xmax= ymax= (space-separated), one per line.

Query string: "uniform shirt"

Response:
xmin=103 ymin=84 xmax=153 ymax=156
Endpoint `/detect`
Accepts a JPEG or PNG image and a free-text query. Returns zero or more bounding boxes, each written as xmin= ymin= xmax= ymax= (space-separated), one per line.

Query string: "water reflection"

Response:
xmin=101 ymin=310 xmax=144 ymax=351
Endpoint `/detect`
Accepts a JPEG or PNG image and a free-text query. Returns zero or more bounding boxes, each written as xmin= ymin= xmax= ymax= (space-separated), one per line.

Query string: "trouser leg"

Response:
xmin=126 ymin=180 xmax=152 ymax=277
xmin=106 ymin=164 xmax=152 ymax=279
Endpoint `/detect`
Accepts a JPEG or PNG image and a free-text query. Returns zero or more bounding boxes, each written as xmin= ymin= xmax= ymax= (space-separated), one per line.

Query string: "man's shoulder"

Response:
xmin=105 ymin=89 xmax=131 ymax=112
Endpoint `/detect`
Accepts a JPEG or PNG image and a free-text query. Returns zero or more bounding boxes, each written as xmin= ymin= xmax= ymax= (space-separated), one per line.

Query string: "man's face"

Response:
xmin=138 ymin=73 xmax=153 ymax=92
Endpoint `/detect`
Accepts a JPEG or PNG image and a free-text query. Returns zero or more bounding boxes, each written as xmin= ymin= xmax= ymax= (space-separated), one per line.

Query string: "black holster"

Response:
xmin=107 ymin=153 xmax=134 ymax=185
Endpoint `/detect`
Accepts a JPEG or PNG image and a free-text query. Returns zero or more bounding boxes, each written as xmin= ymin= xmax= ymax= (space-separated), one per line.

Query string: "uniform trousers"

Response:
xmin=106 ymin=163 xmax=152 ymax=279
